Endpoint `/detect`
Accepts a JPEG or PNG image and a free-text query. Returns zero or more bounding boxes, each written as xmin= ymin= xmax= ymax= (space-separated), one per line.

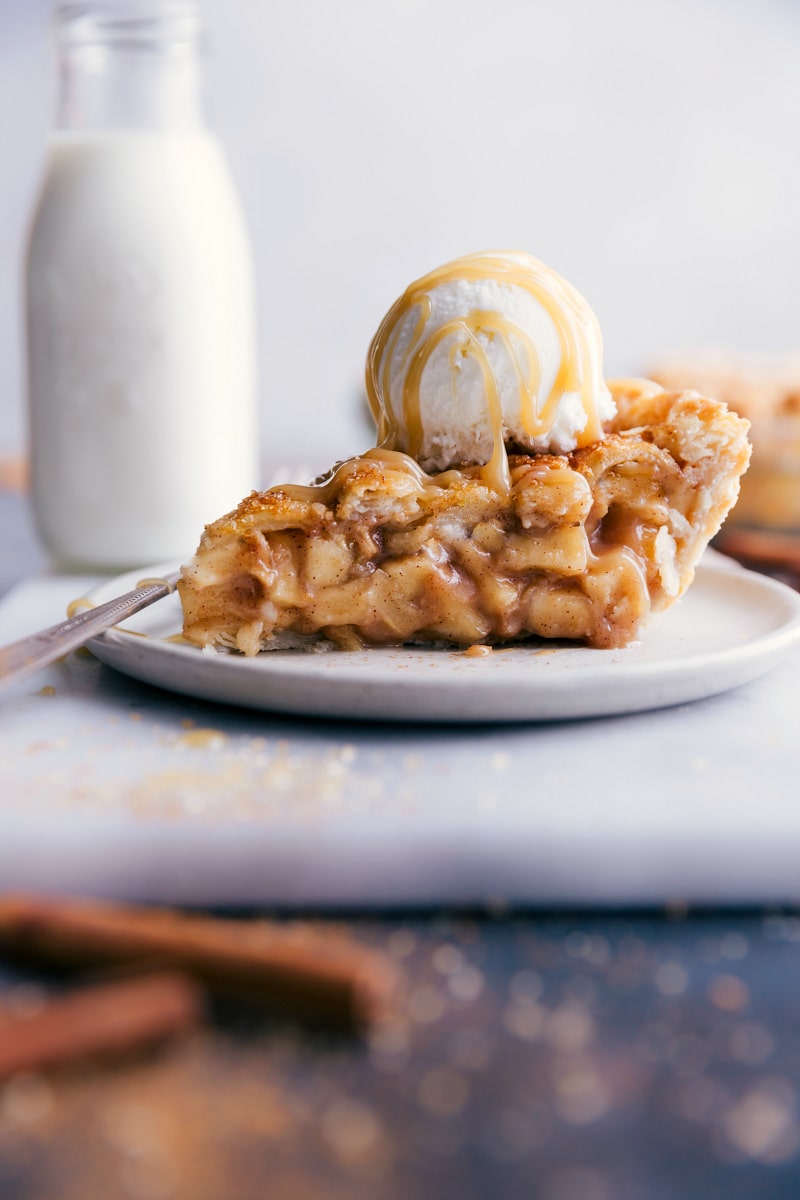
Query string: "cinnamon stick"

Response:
xmin=0 ymin=972 xmax=202 ymax=1081
xmin=0 ymin=895 xmax=399 ymax=1033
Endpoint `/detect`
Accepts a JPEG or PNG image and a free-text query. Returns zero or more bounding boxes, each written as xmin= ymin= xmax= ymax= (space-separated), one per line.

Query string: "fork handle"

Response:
xmin=0 ymin=571 xmax=180 ymax=692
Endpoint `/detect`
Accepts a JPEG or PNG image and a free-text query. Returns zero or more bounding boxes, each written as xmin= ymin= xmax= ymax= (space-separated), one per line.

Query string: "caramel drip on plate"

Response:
xmin=135 ymin=576 xmax=177 ymax=593
xmin=365 ymin=251 xmax=607 ymax=491
xmin=66 ymin=597 xmax=96 ymax=619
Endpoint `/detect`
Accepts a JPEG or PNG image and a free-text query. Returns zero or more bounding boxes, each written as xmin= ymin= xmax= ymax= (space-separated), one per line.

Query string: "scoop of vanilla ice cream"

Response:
xmin=366 ymin=250 xmax=616 ymax=472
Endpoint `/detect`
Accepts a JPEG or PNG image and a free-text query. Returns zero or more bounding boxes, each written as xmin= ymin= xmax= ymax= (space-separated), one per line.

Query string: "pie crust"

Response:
xmin=178 ymin=384 xmax=750 ymax=653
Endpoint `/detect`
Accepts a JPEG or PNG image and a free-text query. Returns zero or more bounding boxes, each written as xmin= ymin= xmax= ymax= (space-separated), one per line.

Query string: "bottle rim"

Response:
xmin=54 ymin=2 xmax=203 ymax=50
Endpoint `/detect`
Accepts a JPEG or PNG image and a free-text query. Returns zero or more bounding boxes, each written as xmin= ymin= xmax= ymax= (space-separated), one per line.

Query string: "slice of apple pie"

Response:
xmin=179 ymin=253 xmax=751 ymax=654
xmin=178 ymin=382 xmax=750 ymax=653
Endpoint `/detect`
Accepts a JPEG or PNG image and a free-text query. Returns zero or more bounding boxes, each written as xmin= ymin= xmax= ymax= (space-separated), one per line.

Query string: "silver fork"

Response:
xmin=0 ymin=466 xmax=312 ymax=692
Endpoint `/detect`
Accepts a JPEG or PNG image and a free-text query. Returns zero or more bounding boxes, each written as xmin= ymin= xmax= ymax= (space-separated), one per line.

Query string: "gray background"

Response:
xmin=2 ymin=0 xmax=799 ymax=469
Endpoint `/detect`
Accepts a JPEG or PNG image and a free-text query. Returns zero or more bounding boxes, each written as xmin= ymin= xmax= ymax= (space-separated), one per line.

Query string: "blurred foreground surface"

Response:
xmin=3 ymin=910 xmax=800 ymax=1200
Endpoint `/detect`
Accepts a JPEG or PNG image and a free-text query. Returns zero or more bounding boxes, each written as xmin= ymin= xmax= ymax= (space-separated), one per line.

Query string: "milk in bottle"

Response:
xmin=26 ymin=1 xmax=259 ymax=569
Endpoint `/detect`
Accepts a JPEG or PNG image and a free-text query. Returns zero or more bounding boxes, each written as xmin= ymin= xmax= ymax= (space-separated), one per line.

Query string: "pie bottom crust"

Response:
xmin=178 ymin=386 xmax=751 ymax=653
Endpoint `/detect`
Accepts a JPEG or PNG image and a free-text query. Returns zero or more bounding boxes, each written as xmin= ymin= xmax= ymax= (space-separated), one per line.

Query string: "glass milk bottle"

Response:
xmin=25 ymin=1 xmax=259 ymax=570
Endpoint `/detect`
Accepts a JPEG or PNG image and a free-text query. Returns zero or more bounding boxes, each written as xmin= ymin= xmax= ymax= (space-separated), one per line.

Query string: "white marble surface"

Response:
xmin=2 ymin=567 xmax=800 ymax=909
xmin=3 ymin=0 xmax=800 ymax=467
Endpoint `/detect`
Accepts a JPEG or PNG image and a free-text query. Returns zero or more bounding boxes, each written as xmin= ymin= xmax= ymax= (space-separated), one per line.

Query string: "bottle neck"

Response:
xmin=53 ymin=2 xmax=207 ymax=133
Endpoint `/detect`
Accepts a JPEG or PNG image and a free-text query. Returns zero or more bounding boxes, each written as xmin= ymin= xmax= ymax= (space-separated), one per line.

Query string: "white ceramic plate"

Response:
xmin=86 ymin=557 xmax=800 ymax=723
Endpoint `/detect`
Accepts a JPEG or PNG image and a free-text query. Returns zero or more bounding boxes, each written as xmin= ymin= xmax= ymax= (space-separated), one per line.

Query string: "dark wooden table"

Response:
xmin=2 ymin=486 xmax=799 ymax=1200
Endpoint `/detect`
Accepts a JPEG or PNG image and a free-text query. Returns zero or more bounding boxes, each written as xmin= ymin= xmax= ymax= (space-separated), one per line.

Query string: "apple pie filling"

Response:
xmin=178 ymin=386 xmax=751 ymax=653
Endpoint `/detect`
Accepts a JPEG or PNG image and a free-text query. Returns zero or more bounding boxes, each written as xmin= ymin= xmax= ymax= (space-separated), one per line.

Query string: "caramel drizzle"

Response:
xmin=275 ymin=447 xmax=444 ymax=505
xmin=365 ymin=252 xmax=607 ymax=491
